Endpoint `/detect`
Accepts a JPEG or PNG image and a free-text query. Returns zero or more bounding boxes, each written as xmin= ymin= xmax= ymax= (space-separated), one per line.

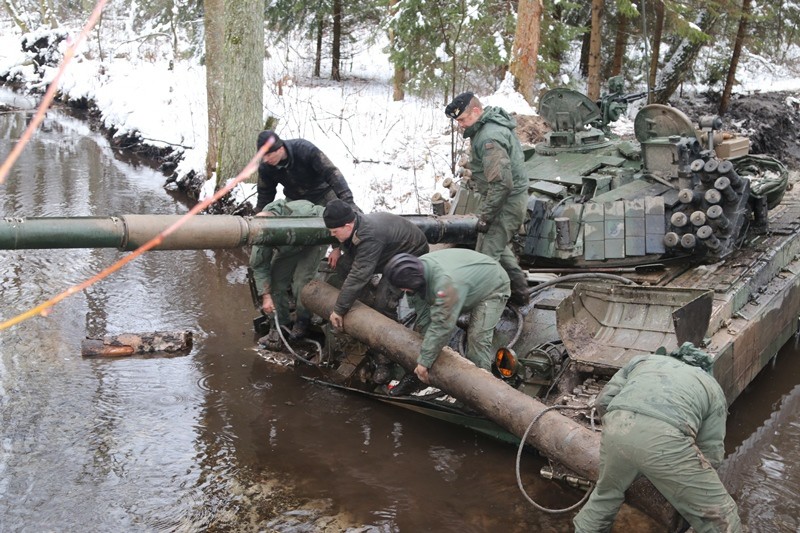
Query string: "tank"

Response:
xmin=1 ymin=89 xmax=797 ymax=528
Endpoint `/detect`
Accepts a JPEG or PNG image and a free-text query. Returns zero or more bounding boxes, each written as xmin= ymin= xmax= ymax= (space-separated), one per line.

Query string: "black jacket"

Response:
xmin=335 ymin=212 xmax=429 ymax=315
xmin=255 ymin=139 xmax=355 ymax=212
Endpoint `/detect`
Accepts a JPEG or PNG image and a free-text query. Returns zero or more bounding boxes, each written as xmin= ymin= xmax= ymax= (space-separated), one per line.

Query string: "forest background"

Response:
xmin=1 ymin=0 xmax=799 ymax=214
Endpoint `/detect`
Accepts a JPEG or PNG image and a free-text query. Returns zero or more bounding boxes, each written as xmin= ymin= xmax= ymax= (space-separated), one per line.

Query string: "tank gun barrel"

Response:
xmin=0 ymin=214 xmax=478 ymax=250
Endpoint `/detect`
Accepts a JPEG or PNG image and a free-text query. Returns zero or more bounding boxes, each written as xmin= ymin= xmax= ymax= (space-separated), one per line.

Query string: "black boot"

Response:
xmin=289 ymin=318 xmax=310 ymax=340
xmin=508 ymin=268 xmax=530 ymax=306
xmin=389 ymin=373 xmax=423 ymax=397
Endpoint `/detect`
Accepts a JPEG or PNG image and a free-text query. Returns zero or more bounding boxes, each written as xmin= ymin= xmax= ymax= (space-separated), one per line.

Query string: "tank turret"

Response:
xmin=446 ymin=85 xmax=789 ymax=267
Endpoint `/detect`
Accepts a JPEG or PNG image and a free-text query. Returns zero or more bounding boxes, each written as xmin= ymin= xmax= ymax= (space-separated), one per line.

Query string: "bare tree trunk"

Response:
xmin=389 ymin=0 xmax=404 ymax=101
xmin=609 ymin=12 xmax=627 ymax=77
xmin=648 ymin=0 xmax=664 ymax=102
xmin=204 ymin=0 xmax=224 ymax=181
xmin=510 ymin=0 xmax=543 ymax=106
xmin=655 ymin=10 xmax=718 ymax=104
xmin=720 ymin=0 xmax=752 ymax=114
xmin=219 ymin=0 xmax=264 ymax=185
xmin=586 ymin=0 xmax=603 ymax=100
xmin=3 ymin=0 xmax=31 ymax=33
xmin=579 ymin=21 xmax=590 ymax=77
xmin=314 ymin=10 xmax=323 ymax=78
xmin=331 ymin=0 xmax=342 ymax=81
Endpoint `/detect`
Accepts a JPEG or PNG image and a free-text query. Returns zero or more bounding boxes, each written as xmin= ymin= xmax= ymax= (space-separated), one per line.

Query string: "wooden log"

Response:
xmin=81 ymin=331 xmax=193 ymax=357
xmin=301 ymin=280 xmax=679 ymax=527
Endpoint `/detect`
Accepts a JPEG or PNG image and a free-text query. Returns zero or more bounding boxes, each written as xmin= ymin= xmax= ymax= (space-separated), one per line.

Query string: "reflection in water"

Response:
xmin=0 ymin=88 xmax=798 ymax=532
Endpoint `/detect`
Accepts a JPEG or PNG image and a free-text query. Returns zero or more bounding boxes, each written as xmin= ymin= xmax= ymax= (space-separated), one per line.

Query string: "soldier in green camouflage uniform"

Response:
xmin=383 ymin=249 xmax=510 ymax=384
xmin=573 ymin=347 xmax=741 ymax=533
xmin=445 ymin=92 xmax=530 ymax=306
xmin=249 ymin=199 xmax=328 ymax=340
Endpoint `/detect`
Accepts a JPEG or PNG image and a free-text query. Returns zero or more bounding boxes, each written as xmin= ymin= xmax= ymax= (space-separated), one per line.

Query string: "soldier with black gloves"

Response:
xmin=255 ymin=130 xmax=360 ymax=213
xmin=445 ymin=93 xmax=530 ymax=306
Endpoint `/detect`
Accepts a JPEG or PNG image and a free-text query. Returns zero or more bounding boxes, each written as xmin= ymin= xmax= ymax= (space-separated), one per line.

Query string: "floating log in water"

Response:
xmin=81 ymin=331 xmax=193 ymax=357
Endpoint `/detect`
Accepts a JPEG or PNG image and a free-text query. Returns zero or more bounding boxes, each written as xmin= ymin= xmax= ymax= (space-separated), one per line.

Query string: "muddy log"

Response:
xmin=81 ymin=331 xmax=193 ymax=357
xmin=302 ymin=280 xmax=679 ymax=528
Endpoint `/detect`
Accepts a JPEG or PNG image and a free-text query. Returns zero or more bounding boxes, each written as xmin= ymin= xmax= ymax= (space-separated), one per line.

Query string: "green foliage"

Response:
xmin=537 ymin=0 xmax=587 ymax=88
xmin=386 ymin=0 xmax=515 ymax=98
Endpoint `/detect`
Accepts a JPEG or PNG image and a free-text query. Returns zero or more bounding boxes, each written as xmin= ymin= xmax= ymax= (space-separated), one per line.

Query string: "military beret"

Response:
xmin=445 ymin=91 xmax=475 ymax=119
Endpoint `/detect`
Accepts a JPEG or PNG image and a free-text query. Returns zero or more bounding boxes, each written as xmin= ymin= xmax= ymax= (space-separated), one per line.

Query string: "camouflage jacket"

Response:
xmin=249 ymin=199 xmax=326 ymax=295
xmin=598 ymin=354 xmax=728 ymax=468
xmin=409 ymin=248 xmax=510 ymax=368
xmin=462 ymin=106 xmax=528 ymax=222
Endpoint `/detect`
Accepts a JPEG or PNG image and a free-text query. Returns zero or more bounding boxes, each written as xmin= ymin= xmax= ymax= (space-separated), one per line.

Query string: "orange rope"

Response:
xmin=0 ymin=141 xmax=272 ymax=331
xmin=0 ymin=0 xmax=110 ymax=185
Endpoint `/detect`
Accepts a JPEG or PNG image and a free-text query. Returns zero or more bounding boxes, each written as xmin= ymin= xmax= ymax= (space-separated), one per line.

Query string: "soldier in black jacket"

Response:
xmin=323 ymin=200 xmax=429 ymax=330
xmin=255 ymin=130 xmax=360 ymax=212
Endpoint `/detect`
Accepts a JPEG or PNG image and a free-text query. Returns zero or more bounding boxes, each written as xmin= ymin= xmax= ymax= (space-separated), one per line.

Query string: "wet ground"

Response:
xmin=0 ymin=88 xmax=799 ymax=532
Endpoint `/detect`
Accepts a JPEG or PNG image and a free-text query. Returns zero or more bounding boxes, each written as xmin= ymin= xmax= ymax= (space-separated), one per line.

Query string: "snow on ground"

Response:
xmin=3 ymin=19 xmax=800 ymax=216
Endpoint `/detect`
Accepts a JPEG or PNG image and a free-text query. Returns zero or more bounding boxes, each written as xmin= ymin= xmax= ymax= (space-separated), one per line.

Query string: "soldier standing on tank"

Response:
xmin=255 ymin=130 xmax=361 ymax=213
xmin=573 ymin=344 xmax=742 ymax=533
xmin=250 ymin=199 xmax=328 ymax=343
xmin=382 ymin=249 xmax=510 ymax=390
xmin=444 ymin=92 xmax=530 ymax=306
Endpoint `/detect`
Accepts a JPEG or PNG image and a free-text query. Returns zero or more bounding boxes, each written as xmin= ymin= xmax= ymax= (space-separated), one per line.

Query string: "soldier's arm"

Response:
xmin=695 ymin=388 xmax=728 ymax=469
xmin=417 ymin=284 xmax=463 ymax=368
xmin=249 ymin=244 xmax=275 ymax=296
xmin=312 ymin=150 xmax=355 ymax=204
xmin=596 ymin=355 xmax=645 ymax=414
xmin=480 ymin=141 xmax=514 ymax=222
xmin=255 ymin=169 xmax=278 ymax=212
xmin=333 ymin=239 xmax=383 ymax=316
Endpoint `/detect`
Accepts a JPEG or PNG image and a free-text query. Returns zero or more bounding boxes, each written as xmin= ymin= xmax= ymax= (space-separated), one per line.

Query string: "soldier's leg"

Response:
xmin=270 ymin=254 xmax=298 ymax=327
xmin=636 ymin=420 xmax=742 ymax=533
xmin=573 ymin=410 xmax=643 ymax=533
xmin=465 ymin=295 xmax=508 ymax=370
xmin=291 ymin=245 xmax=327 ymax=323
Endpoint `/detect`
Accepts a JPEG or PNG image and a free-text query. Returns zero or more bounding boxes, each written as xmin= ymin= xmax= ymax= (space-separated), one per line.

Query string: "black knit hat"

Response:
xmin=256 ymin=130 xmax=284 ymax=153
xmin=323 ymin=199 xmax=356 ymax=228
xmin=445 ymin=92 xmax=475 ymax=119
xmin=384 ymin=253 xmax=426 ymax=291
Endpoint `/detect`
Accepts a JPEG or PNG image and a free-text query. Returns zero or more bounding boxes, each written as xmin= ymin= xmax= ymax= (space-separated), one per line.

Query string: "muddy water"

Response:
xmin=0 ymin=90 xmax=797 ymax=533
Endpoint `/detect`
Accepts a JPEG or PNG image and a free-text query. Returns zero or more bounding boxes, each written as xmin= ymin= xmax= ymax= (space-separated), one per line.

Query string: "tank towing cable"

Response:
xmin=515 ymin=404 xmax=595 ymax=513
xmin=271 ymin=312 xmax=324 ymax=366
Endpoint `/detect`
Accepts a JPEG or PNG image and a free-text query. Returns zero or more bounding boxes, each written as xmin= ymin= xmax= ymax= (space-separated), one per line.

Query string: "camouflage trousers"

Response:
xmin=476 ymin=189 xmax=528 ymax=297
xmin=464 ymin=293 xmax=508 ymax=370
xmin=573 ymin=410 xmax=741 ymax=533
xmin=270 ymin=246 xmax=327 ymax=326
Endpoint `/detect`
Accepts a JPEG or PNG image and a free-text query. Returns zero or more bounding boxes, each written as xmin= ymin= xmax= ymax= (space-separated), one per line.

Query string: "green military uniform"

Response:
xmin=462 ymin=106 xmax=529 ymax=302
xmin=249 ymin=199 xmax=327 ymax=327
xmin=409 ymin=248 xmax=510 ymax=370
xmin=573 ymin=354 xmax=741 ymax=533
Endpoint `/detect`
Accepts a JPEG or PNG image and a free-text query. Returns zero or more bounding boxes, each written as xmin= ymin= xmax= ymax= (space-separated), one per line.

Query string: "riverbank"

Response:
xmin=0 ymin=23 xmax=536 ymax=216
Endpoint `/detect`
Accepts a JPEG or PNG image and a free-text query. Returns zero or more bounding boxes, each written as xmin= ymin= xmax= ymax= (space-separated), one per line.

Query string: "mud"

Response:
xmin=669 ymin=91 xmax=800 ymax=166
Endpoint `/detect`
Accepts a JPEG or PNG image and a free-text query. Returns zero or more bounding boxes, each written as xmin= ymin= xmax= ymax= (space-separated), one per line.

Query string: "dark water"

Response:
xmin=0 ymin=89 xmax=797 ymax=533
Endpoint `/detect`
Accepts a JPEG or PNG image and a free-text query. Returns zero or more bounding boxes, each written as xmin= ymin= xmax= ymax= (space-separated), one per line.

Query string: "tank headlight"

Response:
xmin=493 ymin=347 xmax=518 ymax=379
